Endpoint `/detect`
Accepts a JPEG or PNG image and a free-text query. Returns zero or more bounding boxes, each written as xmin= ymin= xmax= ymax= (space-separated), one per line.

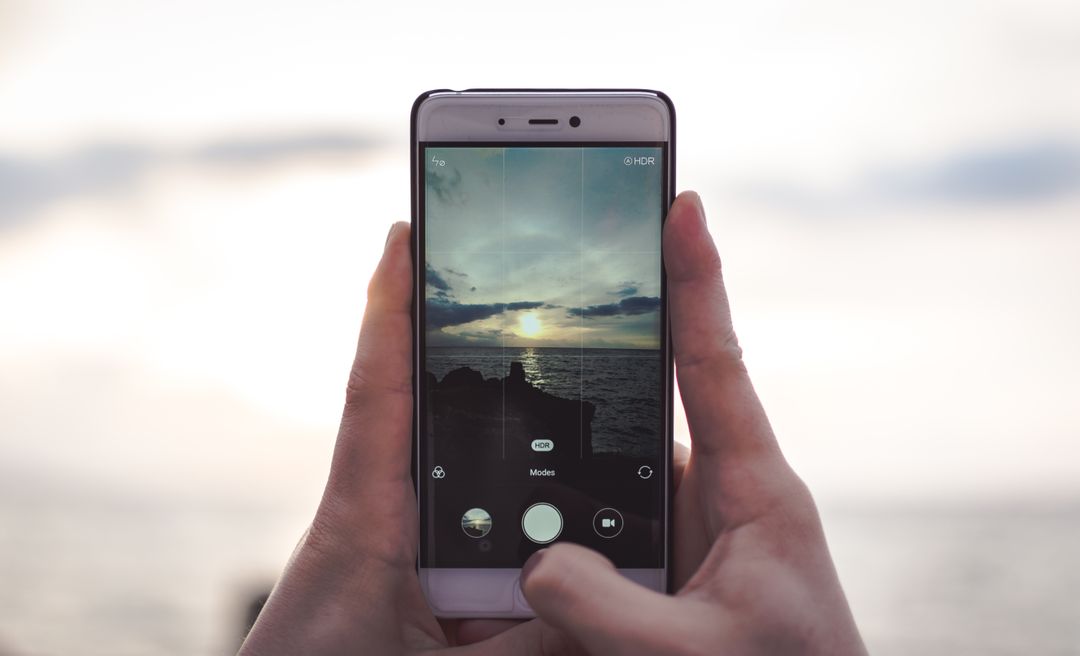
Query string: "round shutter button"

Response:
xmin=521 ymin=502 xmax=563 ymax=544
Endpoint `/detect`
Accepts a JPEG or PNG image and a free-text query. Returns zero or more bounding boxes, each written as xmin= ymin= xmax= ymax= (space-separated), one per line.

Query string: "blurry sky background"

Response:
xmin=1 ymin=0 xmax=1079 ymax=654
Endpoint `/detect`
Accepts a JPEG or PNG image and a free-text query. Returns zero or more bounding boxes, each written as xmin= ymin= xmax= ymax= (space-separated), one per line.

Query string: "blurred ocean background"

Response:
xmin=2 ymin=0 xmax=1079 ymax=654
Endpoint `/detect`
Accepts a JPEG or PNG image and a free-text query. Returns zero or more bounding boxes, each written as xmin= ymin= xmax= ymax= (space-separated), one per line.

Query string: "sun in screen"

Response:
xmin=519 ymin=312 xmax=542 ymax=337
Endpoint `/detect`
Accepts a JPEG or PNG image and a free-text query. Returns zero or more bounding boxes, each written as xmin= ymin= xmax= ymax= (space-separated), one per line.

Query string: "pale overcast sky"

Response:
xmin=1 ymin=0 xmax=1079 ymax=508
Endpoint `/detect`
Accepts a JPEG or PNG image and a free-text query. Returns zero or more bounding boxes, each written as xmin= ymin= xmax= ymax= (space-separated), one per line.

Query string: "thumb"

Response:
xmin=519 ymin=543 xmax=679 ymax=654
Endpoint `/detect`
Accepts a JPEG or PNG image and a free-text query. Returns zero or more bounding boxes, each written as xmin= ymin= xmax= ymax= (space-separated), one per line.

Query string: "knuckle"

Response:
xmin=780 ymin=474 xmax=826 ymax=533
xmin=530 ymin=558 xmax=577 ymax=600
xmin=677 ymin=332 xmax=746 ymax=378
xmin=344 ymin=363 xmax=412 ymax=408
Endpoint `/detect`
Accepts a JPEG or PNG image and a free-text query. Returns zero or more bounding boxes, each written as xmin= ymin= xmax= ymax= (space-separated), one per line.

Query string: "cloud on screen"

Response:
xmin=426 ymin=298 xmax=545 ymax=329
xmin=568 ymin=296 xmax=661 ymax=318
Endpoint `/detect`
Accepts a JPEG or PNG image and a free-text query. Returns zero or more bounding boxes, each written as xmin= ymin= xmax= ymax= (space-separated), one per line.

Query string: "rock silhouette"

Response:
xmin=426 ymin=361 xmax=595 ymax=461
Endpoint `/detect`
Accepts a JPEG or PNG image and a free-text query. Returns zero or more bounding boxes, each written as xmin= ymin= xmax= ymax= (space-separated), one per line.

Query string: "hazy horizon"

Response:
xmin=427 ymin=345 xmax=661 ymax=351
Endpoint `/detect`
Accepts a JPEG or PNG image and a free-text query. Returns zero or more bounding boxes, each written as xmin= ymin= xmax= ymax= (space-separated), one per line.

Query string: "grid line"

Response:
xmin=501 ymin=149 xmax=506 ymax=461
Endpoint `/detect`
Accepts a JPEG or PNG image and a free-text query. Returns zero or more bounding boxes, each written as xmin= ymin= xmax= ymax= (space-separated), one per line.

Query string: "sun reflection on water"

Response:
xmin=517 ymin=347 xmax=546 ymax=387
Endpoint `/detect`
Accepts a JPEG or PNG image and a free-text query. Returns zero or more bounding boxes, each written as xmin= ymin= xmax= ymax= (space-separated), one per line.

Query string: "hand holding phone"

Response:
xmin=516 ymin=193 xmax=868 ymax=655
xmin=239 ymin=193 xmax=865 ymax=655
xmin=239 ymin=193 xmax=866 ymax=656
xmin=239 ymin=222 xmax=569 ymax=655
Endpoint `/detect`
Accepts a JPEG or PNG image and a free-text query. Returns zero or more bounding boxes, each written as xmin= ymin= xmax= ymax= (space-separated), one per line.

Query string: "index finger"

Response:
xmin=324 ymin=222 xmax=415 ymax=503
xmin=663 ymin=192 xmax=779 ymax=462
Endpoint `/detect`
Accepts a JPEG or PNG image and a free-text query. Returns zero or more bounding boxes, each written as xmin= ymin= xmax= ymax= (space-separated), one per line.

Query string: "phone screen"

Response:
xmin=418 ymin=143 xmax=668 ymax=571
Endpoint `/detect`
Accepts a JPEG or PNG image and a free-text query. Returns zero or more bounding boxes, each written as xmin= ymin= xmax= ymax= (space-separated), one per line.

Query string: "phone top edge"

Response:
xmin=427 ymin=88 xmax=667 ymax=98
xmin=413 ymin=90 xmax=673 ymax=144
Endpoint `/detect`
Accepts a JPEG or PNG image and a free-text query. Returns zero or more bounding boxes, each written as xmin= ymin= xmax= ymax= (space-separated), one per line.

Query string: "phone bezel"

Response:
xmin=411 ymin=89 xmax=675 ymax=618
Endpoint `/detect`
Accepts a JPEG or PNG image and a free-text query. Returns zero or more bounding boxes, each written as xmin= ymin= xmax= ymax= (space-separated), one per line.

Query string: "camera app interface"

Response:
xmin=420 ymin=145 xmax=666 ymax=568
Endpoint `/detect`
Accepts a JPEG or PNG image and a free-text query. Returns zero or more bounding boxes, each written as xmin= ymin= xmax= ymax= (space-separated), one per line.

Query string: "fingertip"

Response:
xmin=520 ymin=543 xmax=674 ymax=653
xmin=367 ymin=221 xmax=413 ymax=309
xmin=673 ymin=441 xmax=691 ymax=490
xmin=669 ymin=190 xmax=705 ymax=228
xmin=674 ymin=190 xmax=704 ymax=216
xmin=386 ymin=220 xmax=411 ymax=248
xmin=520 ymin=543 xmax=615 ymax=601
xmin=520 ymin=548 xmax=547 ymax=587
xmin=664 ymin=192 xmax=719 ymax=283
xmin=381 ymin=221 xmax=412 ymax=266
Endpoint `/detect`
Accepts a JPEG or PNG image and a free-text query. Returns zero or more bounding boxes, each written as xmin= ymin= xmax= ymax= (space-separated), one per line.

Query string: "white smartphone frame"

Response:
xmin=412 ymin=89 xmax=674 ymax=618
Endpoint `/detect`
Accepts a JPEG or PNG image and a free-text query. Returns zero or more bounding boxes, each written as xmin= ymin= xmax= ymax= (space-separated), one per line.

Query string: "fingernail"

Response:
xmin=384 ymin=223 xmax=399 ymax=248
xmin=685 ymin=191 xmax=705 ymax=221
xmin=520 ymin=548 xmax=546 ymax=585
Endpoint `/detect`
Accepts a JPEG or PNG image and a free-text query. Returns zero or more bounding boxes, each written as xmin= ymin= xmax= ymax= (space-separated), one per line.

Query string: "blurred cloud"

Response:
xmin=0 ymin=144 xmax=157 ymax=229
xmin=743 ymin=137 xmax=1080 ymax=214
xmin=191 ymin=133 xmax=377 ymax=164
xmin=0 ymin=131 xmax=380 ymax=230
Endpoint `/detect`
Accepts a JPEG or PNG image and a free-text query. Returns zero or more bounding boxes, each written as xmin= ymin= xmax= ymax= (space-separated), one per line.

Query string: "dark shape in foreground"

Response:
xmin=427 ymin=361 xmax=596 ymax=459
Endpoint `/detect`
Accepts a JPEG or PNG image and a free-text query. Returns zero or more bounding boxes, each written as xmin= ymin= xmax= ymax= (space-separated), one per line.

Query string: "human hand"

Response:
xmin=518 ymin=192 xmax=868 ymax=655
xmin=238 ymin=224 xmax=573 ymax=655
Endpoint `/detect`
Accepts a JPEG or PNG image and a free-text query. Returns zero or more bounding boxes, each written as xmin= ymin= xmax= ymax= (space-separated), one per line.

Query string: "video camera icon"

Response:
xmin=592 ymin=507 xmax=624 ymax=539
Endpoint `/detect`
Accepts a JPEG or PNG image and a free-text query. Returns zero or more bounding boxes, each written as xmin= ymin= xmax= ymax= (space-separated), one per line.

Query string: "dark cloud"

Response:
xmin=425 ymin=263 xmax=451 ymax=291
xmin=0 ymin=131 xmax=379 ymax=230
xmin=743 ymin=137 xmax=1080 ymax=213
xmin=506 ymin=301 xmax=544 ymax=311
xmin=568 ymin=296 xmax=660 ymax=318
xmin=427 ymin=298 xmax=544 ymax=329
xmin=609 ymin=283 xmax=639 ymax=297
xmin=427 ymin=167 xmax=464 ymax=204
xmin=457 ymin=329 xmax=504 ymax=340
xmin=445 ymin=268 xmax=468 ymax=278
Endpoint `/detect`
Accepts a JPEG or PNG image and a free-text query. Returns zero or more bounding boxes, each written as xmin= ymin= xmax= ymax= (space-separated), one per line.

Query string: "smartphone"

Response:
xmin=411 ymin=89 xmax=674 ymax=618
